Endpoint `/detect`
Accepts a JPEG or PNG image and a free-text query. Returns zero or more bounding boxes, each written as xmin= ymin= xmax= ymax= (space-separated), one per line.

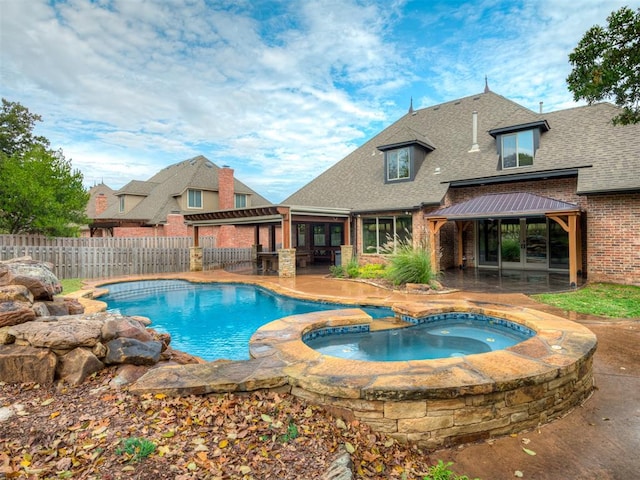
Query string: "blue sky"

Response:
xmin=1 ymin=0 xmax=637 ymax=203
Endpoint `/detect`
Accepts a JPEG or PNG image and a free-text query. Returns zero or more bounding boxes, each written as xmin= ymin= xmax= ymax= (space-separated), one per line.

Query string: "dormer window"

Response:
xmin=386 ymin=147 xmax=411 ymax=181
xmin=489 ymin=120 xmax=549 ymax=170
xmin=119 ymin=196 xmax=125 ymax=213
xmin=187 ymin=189 xmax=202 ymax=209
xmin=502 ymin=130 xmax=534 ymax=168
xmin=378 ymin=129 xmax=434 ymax=184
xmin=235 ymin=193 xmax=247 ymax=208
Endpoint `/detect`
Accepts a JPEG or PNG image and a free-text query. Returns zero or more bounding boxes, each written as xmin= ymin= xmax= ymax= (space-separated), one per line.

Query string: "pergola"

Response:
xmin=184 ymin=205 xmax=352 ymax=249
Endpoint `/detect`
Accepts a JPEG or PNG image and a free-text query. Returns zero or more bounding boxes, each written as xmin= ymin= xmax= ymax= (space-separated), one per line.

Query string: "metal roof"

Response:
xmin=427 ymin=193 xmax=579 ymax=220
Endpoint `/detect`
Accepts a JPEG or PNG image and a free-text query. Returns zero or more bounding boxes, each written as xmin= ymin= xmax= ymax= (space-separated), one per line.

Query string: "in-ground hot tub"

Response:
xmin=249 ymin=299 xmax=597 ymax=448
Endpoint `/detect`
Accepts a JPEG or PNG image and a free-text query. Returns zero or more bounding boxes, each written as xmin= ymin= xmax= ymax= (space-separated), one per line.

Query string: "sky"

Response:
xmin=1 ymin=0 xmax=638 ymax=203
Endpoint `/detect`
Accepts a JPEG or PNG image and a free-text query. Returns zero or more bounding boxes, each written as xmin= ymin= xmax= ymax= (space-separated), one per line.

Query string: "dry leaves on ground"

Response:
xmin=1 ymin=368 xmax=436 ymax=479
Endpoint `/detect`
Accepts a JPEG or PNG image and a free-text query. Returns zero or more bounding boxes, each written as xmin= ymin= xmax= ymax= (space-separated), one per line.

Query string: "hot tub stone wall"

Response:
xmin=286 ymin=354 xmax=593 ymax=448
xmin=131 ymin=300 xmax=597 ymax=450
xmin=248 ymin=302 xmax=597 ymax=449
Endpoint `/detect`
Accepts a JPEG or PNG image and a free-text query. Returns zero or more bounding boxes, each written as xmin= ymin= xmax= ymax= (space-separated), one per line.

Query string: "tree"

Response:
xmin=0 ymin=98 xmax=50 ymax=157
xmin=0 ymin=99 xmax=89 ymax=236
xmin=566 ymin=6 xmax=640 ymax=125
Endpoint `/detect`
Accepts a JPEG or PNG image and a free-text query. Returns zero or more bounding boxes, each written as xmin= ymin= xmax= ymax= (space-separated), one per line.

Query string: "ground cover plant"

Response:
xmin=532 ymin=283 xmax=640 ymax=318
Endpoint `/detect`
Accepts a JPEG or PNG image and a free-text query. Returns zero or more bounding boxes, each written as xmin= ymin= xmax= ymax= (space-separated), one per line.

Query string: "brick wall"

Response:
xmin=584 ymin=193 xmax=640 ymax=285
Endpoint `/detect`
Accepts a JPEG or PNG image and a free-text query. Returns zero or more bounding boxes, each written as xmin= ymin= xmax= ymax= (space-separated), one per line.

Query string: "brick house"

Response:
xmin=88 ymin=156 xmax=272 ymax=247
xmin=279 ymin=89 xmax=639 ymax=286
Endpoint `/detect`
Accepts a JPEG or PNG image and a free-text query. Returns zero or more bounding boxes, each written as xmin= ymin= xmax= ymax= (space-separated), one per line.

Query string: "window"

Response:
xmin=330 ymin=225 xmax=343 ymax=247
xmin=187 ymin=189 xmax=202 ymax=208
xmin=119 ymin=196 xmax=125 ymax=213
xmin=502 ymin=130 xmax=534 ymax=168
xmin=362 ymin=215 xmax=413 ymax=254
xmin=313 ymin=225 xmax=326 ymax=246
xmin=296 ymin=224 xmax=307 ymax=248
xmin=386 ymin=147 xmax=410 ymax=181
xmin=235 ymin=193 xmax=247 ymax=208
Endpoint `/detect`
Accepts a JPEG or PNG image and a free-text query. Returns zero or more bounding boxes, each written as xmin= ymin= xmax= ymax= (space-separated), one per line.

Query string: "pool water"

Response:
xmin=304 ymin=319 xmax=533 ymax=361
xmin=100 ymin=280 xmax=392 ymax=361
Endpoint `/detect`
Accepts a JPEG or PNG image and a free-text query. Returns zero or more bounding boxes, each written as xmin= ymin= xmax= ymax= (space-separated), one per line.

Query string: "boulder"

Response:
xmin=37 ymin=297 xmax=85 ymax=317
xmin=110 ymin=364 xmax=152 ymax=387
xmin=101 ymin=317 xmax=153 ymax=343
xmin=0 ymin=258 xmax=62 ymax=300
xmin=31 ymin=302 xmax=50 ymax=317
xmin=56 ymin=347 xmax=104 ymax=385
xmin=8 ymin=315 xmax=104 ymax=349
xmin=0 ymin=326 xmax=16 ymax=345
xmin=0 ymin=285 xmax=34 ymax=303
xmin=0 ymin=344 xmax=57 ymax=384
xmin=0 ymin=301 xmax=36 ymax=328
xmin=104 ymin=338 xmax=162 ymax=366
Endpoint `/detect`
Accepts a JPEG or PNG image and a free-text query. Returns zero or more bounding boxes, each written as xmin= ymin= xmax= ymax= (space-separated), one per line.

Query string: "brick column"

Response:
xmin=278 ymin=248 xmax=296 ymax=278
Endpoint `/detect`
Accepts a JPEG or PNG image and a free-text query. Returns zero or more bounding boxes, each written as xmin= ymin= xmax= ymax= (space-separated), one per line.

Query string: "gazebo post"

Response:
xmin=427 ymin=217 xmax=447 ymax=271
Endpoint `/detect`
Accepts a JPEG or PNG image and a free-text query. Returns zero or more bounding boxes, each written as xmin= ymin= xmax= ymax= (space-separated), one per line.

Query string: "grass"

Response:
xmin=532 ymin=283 xmax=640 ymax=318
xmin=59 ymin=278 xmax=84 ymax=294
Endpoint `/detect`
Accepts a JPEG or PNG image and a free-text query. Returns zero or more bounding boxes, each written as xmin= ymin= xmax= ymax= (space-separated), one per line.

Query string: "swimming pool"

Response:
xmin=99 ymin=280 xmax=393 ymax=361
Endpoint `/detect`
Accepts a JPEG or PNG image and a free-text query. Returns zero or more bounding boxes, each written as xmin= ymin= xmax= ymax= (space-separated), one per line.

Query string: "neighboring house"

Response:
xmin=187 ymin=89 xmax=639 ymax=285
xmin=88 ymin=155 xmax=272 ymax=247
xmin=83 ymin=183 xmax=118 ymax=236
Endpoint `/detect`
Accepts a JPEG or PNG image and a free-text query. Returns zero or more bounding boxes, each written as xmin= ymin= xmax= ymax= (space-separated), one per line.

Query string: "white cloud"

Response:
xmin=1 ymin=0 xmax=639 ymax=202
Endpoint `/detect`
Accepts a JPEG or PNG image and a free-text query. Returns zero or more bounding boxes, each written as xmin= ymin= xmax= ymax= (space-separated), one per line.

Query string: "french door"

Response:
xmin=500 ymin=218 xmax=547 ymax=269
xmin=479 ymin=217 xmax=554 ymax=270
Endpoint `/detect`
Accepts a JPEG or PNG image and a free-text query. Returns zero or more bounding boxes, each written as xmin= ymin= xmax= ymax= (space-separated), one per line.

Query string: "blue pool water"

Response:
xmin=100 ymin=280 xmax=393 ymax=361
xmin=304 ymin=317 xmax=534 ymax=361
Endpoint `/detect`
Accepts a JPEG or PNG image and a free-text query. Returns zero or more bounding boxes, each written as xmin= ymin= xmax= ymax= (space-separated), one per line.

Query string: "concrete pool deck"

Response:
xmin=83 ymin=270 xmax=639 ymax=479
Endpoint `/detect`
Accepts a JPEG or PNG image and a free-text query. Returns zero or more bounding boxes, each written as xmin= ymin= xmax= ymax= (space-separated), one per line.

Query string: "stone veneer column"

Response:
xmin=278 ymin=248 xmax=296 ymax=278
xmin=190 ymin=246 xmax=203 ymax=271
xmin=340 ymin=245 xmax=353 ymax=265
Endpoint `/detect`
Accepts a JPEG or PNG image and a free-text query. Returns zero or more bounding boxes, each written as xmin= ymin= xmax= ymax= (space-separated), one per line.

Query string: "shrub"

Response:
xmin=384 ymin=235 xmax=438 ymax=287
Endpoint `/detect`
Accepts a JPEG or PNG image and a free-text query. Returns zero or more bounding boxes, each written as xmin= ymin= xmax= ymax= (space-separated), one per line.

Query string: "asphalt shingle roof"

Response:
xmin=96 ymin=155 xmax=272 ymax=224
xmin=284 ymin=91 xmax=640 ymax=211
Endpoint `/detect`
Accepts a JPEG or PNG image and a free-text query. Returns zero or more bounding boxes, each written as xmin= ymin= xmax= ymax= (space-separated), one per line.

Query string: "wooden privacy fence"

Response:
xmin=0 ymin=235 xmax=252 ymax=279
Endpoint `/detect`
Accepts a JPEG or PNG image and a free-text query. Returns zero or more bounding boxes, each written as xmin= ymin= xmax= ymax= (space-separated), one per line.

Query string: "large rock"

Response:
xmin=8 ymin=315 xmax=104 ymax=349
xmin=56 ymin=347 xmax=104 ymax=385
xmin=104 ymin=338 xmax=162 ymax=366
xmin=0 ymin=258 xmax=62 ymax=300
xmin=36 ymin=298 xmax=85 ymax=317
xmin=0 ymin=285 xmax=34 ymax=303
xmin=101 ymin=317 xmax=153 ymax=342
xmin=0 ymin=344 xmax=57 ymax=383
xmin=0 ymin=301 xmax=36 ymax=328
xmin=0 ymin=326 xmax=16 ymax=345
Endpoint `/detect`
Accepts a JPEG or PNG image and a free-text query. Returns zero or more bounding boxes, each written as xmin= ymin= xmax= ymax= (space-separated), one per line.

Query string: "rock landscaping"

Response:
xmin=0 ymin=257 xmax=199 ymax=386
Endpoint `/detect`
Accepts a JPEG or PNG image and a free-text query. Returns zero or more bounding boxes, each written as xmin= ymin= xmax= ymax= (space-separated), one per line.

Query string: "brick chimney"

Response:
xmin=218 ymin=165 xmax=235 ymax=210
xmin=95 ymin=193 xmax=108 ymax=215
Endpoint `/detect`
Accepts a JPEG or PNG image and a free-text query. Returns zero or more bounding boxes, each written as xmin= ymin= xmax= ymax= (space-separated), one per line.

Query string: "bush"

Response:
xmin=384 ymin=235 xmax=438 ymax=287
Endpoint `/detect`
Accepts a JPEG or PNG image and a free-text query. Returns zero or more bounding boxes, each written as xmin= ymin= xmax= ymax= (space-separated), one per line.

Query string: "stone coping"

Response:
xmin=248 ymin=299 xmax=598 ymax=402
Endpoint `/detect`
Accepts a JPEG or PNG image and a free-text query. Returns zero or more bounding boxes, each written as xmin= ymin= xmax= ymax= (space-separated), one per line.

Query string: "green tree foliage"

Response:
xmin=0 ymin=98 xmax=50 ymax=157
xmin=0 ymin=99 xmax=89 ymax=236
xmin=566 ymin=6 xmax=640 ymax=125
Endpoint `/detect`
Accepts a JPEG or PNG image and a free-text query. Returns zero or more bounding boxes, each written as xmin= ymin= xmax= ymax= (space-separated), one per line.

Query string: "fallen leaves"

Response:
xmin=0 ymin=367 xmax=437 ymax=479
